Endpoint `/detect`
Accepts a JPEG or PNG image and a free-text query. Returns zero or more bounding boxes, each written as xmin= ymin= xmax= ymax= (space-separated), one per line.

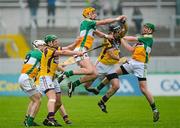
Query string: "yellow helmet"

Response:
xmin=82 ymin=7 xmax=95 ymax=18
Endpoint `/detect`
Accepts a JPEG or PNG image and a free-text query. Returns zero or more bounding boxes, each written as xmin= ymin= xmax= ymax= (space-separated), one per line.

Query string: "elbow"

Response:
xmin=129 ymin=48 xmax=135 ymax=53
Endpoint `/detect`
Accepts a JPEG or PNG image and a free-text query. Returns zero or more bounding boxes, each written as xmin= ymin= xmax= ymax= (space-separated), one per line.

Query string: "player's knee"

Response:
xmin=33 ymin=97 xmax=41 ymax=106
xmin=140 ymin=85 xmax=147 ymax=94
xmin=111 ymin=83 xmax=120 ymax=91
xmin=32 ymin=94 xmax=41 ymax=102
xmin=114 ymin=84 xmax=120 ymax=90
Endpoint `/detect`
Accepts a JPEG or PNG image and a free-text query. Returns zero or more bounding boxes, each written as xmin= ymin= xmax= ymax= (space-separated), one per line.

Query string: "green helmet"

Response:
xmin=144 ymin=23 xmax=155 ymax=31
xmin=44 ymin=34 xmax=58 ymax=44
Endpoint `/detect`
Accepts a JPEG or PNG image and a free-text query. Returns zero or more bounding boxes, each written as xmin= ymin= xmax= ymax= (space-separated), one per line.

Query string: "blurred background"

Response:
xmin=0 ymin=0 xmax=180 ymax=96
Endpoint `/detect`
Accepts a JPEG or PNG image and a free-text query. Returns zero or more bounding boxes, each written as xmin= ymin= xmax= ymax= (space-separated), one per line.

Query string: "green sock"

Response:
xmin=27 ymin=116 xmax=34 ymax=126
xmin=65 ymin=70 xmax=74 ymax=77
xmin=72 ymin=80 xmax=81 ymax=87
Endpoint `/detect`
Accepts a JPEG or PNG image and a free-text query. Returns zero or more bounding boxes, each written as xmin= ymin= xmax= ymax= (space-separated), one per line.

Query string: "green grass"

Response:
xmin=0 ymin=96 xmax=180 ymax=128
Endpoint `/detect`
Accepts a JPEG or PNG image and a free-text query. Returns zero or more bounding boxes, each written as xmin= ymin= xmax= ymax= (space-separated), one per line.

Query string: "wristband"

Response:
xmin=104 ymin=34 xmax=108 ymax=38
xmin=115 ymin=17 xmax=119 ymax=21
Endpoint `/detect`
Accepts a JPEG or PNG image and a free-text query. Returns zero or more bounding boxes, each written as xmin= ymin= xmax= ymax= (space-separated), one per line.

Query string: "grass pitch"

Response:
xmin=0 ymin=96 xmax=180 ymax=128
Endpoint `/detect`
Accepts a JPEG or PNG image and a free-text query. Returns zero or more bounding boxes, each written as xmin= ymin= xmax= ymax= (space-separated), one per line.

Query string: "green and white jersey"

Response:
xmin=76 ymin=19 xmax=96 ymax=49
xmin=21 ymin=49 xmax=42 ymax=78
xmin=132 ymin=34 xmax=154 ymax=63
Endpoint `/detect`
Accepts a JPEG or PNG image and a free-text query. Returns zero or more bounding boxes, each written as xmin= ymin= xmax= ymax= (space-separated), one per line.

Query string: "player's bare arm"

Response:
xmin=94 ymin=30 xmax=114 ymax=40
xmin=54 ymin=49 xmax=83 ymax=56
xmin=62 ymin=37 xmax=80 ymax=50
xmin=121 ymin=38 xmax=135 ymax=53
xmin=96 ymin=15 xmax=127 ymax=26
xmin=123 ymin=36 xmax=138 ymax=42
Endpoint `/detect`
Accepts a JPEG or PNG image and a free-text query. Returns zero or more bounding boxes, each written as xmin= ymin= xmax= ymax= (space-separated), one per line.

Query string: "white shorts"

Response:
xmin=39 ymin=76 xmax=62 ymax=93
xmin=96 ymin=61 xmax=117 ymax=79
xmin=53 ymin=78 xmax=61 ymax=93
xmin=74 ymin=47 xmax=89 ymax=62
xmin=39 ymin=76 xmax=55 ymax=93
xmin=18 ymin=74 xmax=39 ymax=97
xmin=122 ymin=58 xmax=147 ymax=79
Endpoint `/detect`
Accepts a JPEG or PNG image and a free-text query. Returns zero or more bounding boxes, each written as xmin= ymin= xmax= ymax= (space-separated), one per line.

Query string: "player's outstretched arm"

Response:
xmin=123 ymin=36 xmax=138 ymax=42
xmin=55 ymin=49 xmax=83 ymax=56
xmin=94 ymin=29 xmax=114 ymax=40
xmin=62 ymin=37 xmax=80 ymax=50
xmin=121 ymin=38 xmax=135 ymax=53
xmin=96 ymin=15 xmax=126 ymax=26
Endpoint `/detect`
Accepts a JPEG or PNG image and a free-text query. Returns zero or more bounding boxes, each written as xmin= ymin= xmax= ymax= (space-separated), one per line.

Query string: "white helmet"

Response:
xmin=32 ymin=40 xmax=46 ymax=48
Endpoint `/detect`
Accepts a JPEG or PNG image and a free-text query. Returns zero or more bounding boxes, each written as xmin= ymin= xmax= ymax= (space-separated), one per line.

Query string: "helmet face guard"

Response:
xmin=109 ymin=22 xmax=128 ymax=39
xmin=113 ymin=25 xmax=122 ymax=34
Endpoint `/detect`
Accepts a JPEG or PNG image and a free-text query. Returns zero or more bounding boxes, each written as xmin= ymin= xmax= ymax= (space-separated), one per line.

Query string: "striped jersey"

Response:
xmin=98 ymin=38 xmax=121 ymax=65
xmin=21 ymin=49 xmax=42 ymax=79
xmin=76 ymin=19 xmax=96 ymax=49
xmin=40 ymin=47 xmax=60 ymax=77
xmin=132 ymin=34 xmax=154 ymax=63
